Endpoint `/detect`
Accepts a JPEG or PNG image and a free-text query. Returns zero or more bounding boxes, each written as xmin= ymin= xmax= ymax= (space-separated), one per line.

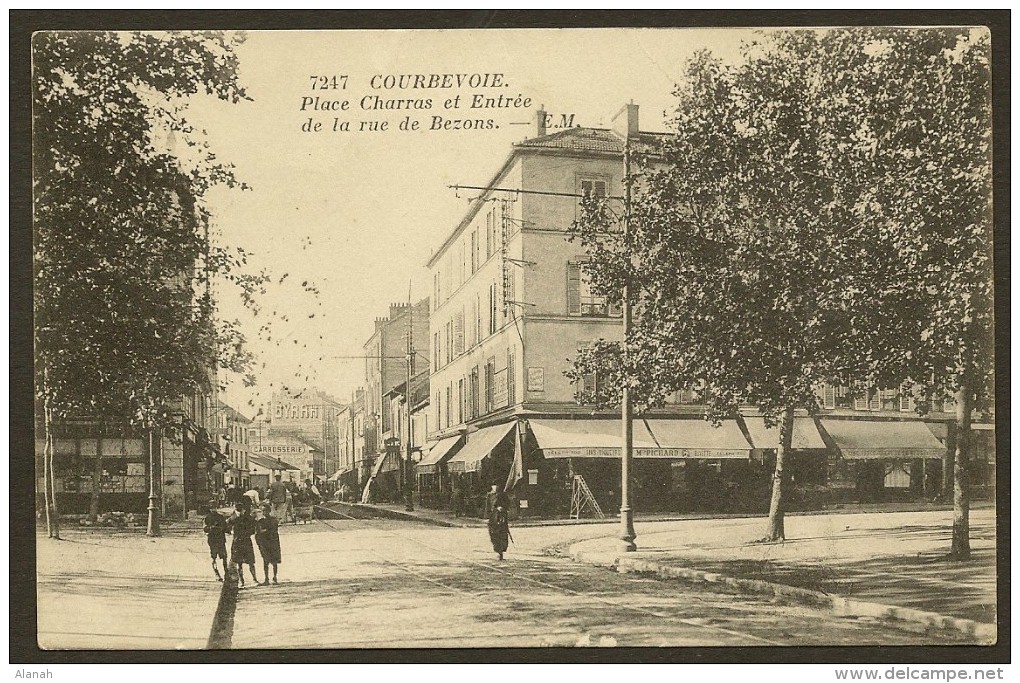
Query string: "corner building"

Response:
xmin=424 ymin=105 xmax=705 ymax=518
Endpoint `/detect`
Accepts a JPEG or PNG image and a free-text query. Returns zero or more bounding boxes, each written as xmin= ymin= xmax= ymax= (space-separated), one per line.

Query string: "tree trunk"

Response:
xmin=89 ymin=434 xmax=103 ymax=522
xmin=951 ymin=386 xmax=972 ymax=560
xmin=43 ymin=398 xmax=55 ymax=538
xmin=764 ymin=406 xmax=795 ymax=542
xmin=942 ymin=419 xmax=957 ymax=502
xmin=45 ymin=401 xmax=61 ymax=539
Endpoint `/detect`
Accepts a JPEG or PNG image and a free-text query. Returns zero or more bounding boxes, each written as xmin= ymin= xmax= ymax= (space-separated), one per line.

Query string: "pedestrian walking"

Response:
xmin=202 ymin=502 xmax=229 ymax=581
xmin=269 ymin=474 xmax=288 ymax=521
xmin=227 ymin=502 xmax=260 ymax=588
xmin=487 ymin=493 xmax=512 ymax=561
xmin=451 ymin=480 xmax=464 ymax=518
xmin=255 ymin=504 xmax=282 ymax=585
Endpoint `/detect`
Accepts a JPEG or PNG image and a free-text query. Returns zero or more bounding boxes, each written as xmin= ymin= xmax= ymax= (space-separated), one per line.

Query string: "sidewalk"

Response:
xmin=324 ymin=498 xmax=979 ymax=529
xmin=37 ymin=529 xmax=225 ymax=649
xmin=568 ymin=508 xmax=997 ymax=644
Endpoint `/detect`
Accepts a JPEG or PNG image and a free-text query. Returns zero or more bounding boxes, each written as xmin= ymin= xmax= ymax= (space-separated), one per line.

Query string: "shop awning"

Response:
xmin=530 ymin=419 xmax=657 ymax=459
xmin=822 ymin=419 xmax=945 ymax=460
xmin=448 ymin=422 xmax=516 ymax=473
xmin=328 ymin=467 xmax=354 ymax=482
xmin=645 ymin=419 xmax=753 ymax=459
xmin=743 ymin=417 xmax=827 ymax=451
xmin=371 ymin=452 xmax=400 ymax=478
xmin=249 ymin=455 xmax=301 ymax=471
xmin=417 ymin=436 xmax=462 ymax=474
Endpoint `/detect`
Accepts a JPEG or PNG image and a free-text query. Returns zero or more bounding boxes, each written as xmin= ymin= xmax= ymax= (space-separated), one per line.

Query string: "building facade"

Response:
xmin=420 ymin=104 xmax=993 ymax=519
xmin=266 ymin=389 xmax=343 ymax=482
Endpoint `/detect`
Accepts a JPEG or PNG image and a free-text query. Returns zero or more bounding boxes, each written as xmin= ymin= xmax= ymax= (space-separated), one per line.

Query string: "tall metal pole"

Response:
xmin=405 ymin=299 xmax=415 ymax=512
xmin=620 ymin=130 xmax=637 ymax=552
xmin=146 ymin=427 xmax=161 ymax=537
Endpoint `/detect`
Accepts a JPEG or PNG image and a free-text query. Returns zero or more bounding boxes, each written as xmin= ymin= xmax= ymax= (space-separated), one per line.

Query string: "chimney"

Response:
xmin=536 ymin=104 xmax=547 ymax=137
xmin=611 ymin=101 xmax=639 ymax=139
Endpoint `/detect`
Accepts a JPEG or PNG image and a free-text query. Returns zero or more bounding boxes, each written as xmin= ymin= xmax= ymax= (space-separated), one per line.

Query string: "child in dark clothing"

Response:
xmin=255 ymin=504 xmax=282 ymax=585
xmin=202 ymin=503 xmax=229 ymax=581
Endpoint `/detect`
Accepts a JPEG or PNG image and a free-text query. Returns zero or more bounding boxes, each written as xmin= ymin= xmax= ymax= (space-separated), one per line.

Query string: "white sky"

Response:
xmin=187 ymin=28 xmax=755 ymax=415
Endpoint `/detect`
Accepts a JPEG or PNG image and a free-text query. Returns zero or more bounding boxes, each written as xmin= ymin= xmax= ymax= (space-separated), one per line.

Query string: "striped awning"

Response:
xmin=822 ymin=419 xmax=945 ymax=460
xmin=743 ymin=417 xmax=827 ymax=451
xmin=416 ymin=436 xmax=462 ymax=474
xmin=448 ymin=422 xmax=516 ymax=473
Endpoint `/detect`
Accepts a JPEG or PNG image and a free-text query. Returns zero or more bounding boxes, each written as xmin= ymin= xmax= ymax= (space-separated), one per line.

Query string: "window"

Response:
xmin=433 ymin=332 xmax=440 ymax=368
xmin=445 ymin=385 xmax=452 ymax=428
xmin=454 ymin=309 xmax=465 ymax=356
xmin=469 ymin=366 xmax=479 ymax=419
xmin=301 ymin=406 xmax=308 ymax=419
xmin=433 ymin=271 xmax=441 ymax=306
xmin=899 ymin=385 xmax=913 ymax=412
xmin=470 ymin=296 xmax=479 ymax=347
xmin=567 ymin=261 xmax=610 ymax=316
xmin=822 ymin=385 xmax=836 ymax=409
xmin=577 ymin=176 xmax=608 ymax=218
xmin=470 ymin=230 xmax=478 ymax=273
xmin=576 ymin=341 xmax=597 ymax=401
xmin=484 ymin=359 xmax=495 ymax=413
xmin=436 ymin=392 xmax=441 ymax=430
xmin=445 ymin=320 xmax=454 ymax=364
xmin=580 ymin=177 xmax=608 ymax=199
xmin=457 ymin=379 xmax=464 ymax=424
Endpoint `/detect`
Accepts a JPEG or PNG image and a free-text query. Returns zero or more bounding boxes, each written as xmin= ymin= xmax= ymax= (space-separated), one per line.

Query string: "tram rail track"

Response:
xmin=311 ymin=505 xmax=784 ymax=646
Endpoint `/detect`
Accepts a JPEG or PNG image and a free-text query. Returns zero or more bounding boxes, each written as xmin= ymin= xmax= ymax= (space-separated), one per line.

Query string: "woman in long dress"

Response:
xmin=487 ymin=493 xmax=511 ymax=560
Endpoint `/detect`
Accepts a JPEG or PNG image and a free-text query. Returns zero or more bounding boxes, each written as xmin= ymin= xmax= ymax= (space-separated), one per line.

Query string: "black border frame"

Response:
xmin=9 ymin=9 xmax=1011 ymax=665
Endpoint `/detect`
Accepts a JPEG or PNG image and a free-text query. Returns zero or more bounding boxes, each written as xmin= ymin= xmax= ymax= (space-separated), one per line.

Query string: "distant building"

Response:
xmin=210 ymin=400 xmax=253 ymax=491
xmin=266 ymin=389 xmax=343 ymax=483
xmin=360 ymin=299 xmax=429 ymax=486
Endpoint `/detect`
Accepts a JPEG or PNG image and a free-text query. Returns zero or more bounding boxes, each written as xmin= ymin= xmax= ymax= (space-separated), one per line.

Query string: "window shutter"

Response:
xmin=567 ymin=262 xmax=581 ymax=315
xmin=823 ymin=385 xmax=836 ymax=409
xmin=899 ymin=385 xmax=913 ymax=412
xmin=454 ymin=310 xmax=464 ymax=355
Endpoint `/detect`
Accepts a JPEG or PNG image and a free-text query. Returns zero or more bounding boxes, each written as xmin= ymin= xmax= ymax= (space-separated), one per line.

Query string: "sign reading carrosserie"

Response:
xmin=251 ymin=444 xmax=306 ymax=454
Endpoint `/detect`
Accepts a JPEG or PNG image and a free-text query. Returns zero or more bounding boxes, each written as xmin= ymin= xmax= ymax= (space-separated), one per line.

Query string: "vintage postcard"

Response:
xmin=26 ymin=20 xmax=1002 ymax=659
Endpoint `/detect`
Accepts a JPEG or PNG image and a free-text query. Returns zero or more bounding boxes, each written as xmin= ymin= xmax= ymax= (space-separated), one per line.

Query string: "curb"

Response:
xmin=568 ymin=545 xmax=996 ymax=644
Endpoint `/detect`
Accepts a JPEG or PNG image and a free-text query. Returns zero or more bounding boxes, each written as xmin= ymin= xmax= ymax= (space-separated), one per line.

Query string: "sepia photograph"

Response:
xmin=17 ymin=12 xmax=1006 ymax=663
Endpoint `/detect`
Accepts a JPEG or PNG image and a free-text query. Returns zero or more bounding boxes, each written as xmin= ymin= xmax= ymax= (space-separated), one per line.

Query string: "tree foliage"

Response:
xmin=569 ymin=28 xmax=992 ymax=544
xmin=34 ymin=31 xmax=259 ymax=428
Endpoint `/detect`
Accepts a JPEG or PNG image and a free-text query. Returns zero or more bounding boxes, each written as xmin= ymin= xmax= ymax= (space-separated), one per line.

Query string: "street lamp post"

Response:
xmin=620 ymin=125 xmax=637 ymax=552
xmin=146 ymin=426 xmax=161 ymax=537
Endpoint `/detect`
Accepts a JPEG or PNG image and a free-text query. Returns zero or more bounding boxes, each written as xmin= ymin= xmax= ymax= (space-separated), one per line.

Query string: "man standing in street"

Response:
xmin=269 ymin=474 xmax=288 ymax=522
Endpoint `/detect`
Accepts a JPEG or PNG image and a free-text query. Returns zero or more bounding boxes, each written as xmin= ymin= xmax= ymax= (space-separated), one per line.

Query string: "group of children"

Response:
xmin=203 ymin=500 xmax=283 ymax=588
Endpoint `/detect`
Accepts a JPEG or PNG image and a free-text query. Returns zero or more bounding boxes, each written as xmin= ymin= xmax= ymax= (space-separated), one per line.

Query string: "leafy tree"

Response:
xmin=33 ymin=31 xmax=256 ymax=537
xmin=570 ymin=28 xmax=992 ymax=550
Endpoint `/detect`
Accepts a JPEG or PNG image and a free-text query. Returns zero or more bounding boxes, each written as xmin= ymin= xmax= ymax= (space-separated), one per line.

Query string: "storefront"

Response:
xmin=447 ymin=422 xmax=516 ymax=518
xmin=820 ymin=419 xmax=946 ymax=503
xmin=415 ymin=435 xmax=462 ymax=509
xmin=526 ymin=418 xmax=755 ymax=516
xmin=742 ymin=416 xmax=829 ymax=511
